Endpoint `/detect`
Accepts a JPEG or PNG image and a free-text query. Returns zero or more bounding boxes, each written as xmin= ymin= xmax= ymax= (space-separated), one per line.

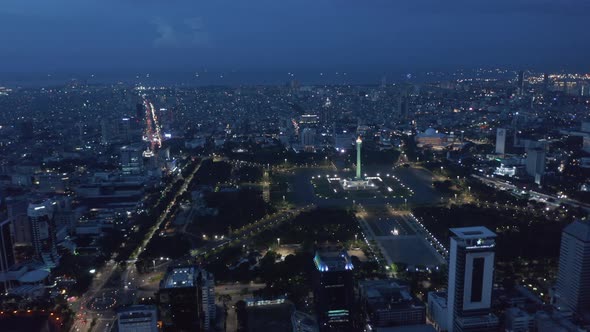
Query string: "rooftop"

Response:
xmin=313 ymin=249 xmax=353 ymax=272
xmin=563 ymin=219 xmax=590 ymax=243
xmin=359 ymin=280 xmax=422 ymax=311
xmin=162 ymin=266 xmax=196 ymax=289
xmin=450 ymin=226 xmax=496 ymax=240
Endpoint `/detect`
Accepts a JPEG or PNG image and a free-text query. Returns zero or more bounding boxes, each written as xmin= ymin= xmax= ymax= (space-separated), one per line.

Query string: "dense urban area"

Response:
xmin=0 ymin=67 xmax=590 ymax=332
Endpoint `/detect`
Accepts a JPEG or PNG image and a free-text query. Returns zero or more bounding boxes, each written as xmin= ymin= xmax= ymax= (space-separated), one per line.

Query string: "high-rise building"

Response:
xmin=517 ymin=71 xmax=525 ymax=95
xmin=495 ymin=128 xmax=507 ymax=155
xmin=0 ymin=219 xmax=16 ymax=292
xmin=28 ymin=200 xmax=59 ymax=268
xmin=313 ymin=248 xmax=355 ymax=331
xmin=117 ymin=305 xmax=158 ymax=332
xmin=100 ymin=118 xmax=112 ymax=145
xmin=543 ymin=73 xmax=550 ymax=91
xmin=120 ymin=117 xmax=131 ymax=143
xmin=158 ymin=265 xmax=215 ymax=331
xmin=526 ymin=147 xmax=546 ymax=181
xmin=555 ymin=220 xmax=590 ymax=316
xmin=120 ymin=145 xmax=144 ymax=175
xmin=447 ymin=227 xmax=499 ymax=332
xmin=397 ymin=95 xmax=409 ymax=120
xmin=136 ymin=103 xmax=144 ymax=119
xmin=201 ymin=271 xmax=216 ymax=331
xmin=301 ymin=128 xmax=316 ymax=150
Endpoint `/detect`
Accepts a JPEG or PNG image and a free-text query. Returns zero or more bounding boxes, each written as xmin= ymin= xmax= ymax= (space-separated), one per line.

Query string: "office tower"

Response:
xmin=201 ymin=271 xmax=216 ymax=331
xmin=28 ymin=200 xmax=59 ymax=267
xmin=301 ymin=128 xmax=316 ymax=149
xmin=313 ymin=248 xmax=355 ymax=331
xmin=526 ymin=147 xmax=546 ymax=182
xmin=117 ymin=305 xmax=158 ymax=332
xmin=120 ymin=117 xmax=131 ymax=143
xmin=136 ymin=103 xmax=144 ymax=119
xmin=0 ymin=219 xmax=16 ymax=292
xmin=543 ymin=73 xmax=550 ymax=91
xmin=158 ymin=265 xmax=215 ymax=331
xmin=120 ymin=145 xmax=145 ymax=175
xmin=100 ymin=118 xmax=111 ymax=145
xmin=495 ymin=128 xmax=507 ymax=155
xmin=555 ymin=220 xmax=590 ymax=316
xmin=447 ymin=227 xmax=499 ymax=332
xmin=517 ymin=70 xmax=525 ymax=95
xmin=397 ymin=95 xmax=409 ymax=120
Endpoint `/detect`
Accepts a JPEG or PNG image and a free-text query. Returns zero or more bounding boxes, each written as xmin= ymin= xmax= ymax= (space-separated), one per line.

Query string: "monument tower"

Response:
xmin=356 ymin=136 xmax=362 ymax=179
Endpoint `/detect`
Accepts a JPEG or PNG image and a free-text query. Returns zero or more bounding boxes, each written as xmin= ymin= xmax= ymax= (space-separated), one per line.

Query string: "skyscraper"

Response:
xmin=555 ymin=220 xmax=590 ymax=316
xmin=543 ymin=73 xmax=550 ymax=91
xmin=301 ymin=127 xmax=316 ymax=150
xmin=495 ymin=128 xmax=506 ymax=155
xmin=28 ymin=200 xmax=59 ymax=267
xmin=526 ymin=147 xmax=546 ymax=182
xmin=313 ymin=248 xmax=355 ymax=331
xmin=158 ymin=265 xmax=215 ymax=331
xmin=517 ymin=70 xmax=525 ymax=95
xmin=120 ymin=145 xmax=145 ymax=175
xmin=0 ymin=218 xmax=16 ymax=292
xmin=447 ymin=227 xmax=499 ymax=332
xmin=100 ymin=118 xmax=112 ymax=145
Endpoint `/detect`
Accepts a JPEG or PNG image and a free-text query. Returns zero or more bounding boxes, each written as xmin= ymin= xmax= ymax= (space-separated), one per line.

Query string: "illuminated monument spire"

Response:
xmin=356 ymin=136 xmax=362 ymax=179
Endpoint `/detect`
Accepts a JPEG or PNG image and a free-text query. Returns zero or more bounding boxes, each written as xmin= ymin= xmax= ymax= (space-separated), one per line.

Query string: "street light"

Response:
xmin=277 ymin=238 xmax=281 ymax=247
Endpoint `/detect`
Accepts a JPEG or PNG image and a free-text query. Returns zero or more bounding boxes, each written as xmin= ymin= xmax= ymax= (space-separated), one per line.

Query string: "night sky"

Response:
xmin=1 ymin=0 xmax=589 ymax=75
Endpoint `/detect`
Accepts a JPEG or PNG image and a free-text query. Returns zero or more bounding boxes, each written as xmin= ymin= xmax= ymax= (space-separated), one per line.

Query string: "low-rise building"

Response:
xmin=359 ymin=279 xmax=426 ymax=328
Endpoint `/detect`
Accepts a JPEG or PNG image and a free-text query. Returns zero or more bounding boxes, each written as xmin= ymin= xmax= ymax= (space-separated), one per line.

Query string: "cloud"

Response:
xmin=152 ymin=16 xmax=208 ymax=48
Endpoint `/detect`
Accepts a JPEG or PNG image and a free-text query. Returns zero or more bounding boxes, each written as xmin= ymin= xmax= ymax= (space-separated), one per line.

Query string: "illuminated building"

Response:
xmin=495 ymin=128 xmax=506 ymax=155
xmin=517 ymin=70 xmax=525 ymax=95
xmin=120 ymin=145 xmax=145 ymax=175
xmin=526 ymin=147 xmax=546 ymax=183
xmin=555 ymin=220 xmax=590 ymax=316
xmin=0 ymin=218 xmax=16 ymax=292
xmin=301 ymin=128 xmax=316 ymax=151
xmin=158 ymin=265 xmax=215 ymax=331
xmin=356 ymin=136 xmax=362 ymax=180
xmin=415 ymin=128 xmax=450 ymax=151
xmin=313 ymin=248 xmax=355 ymax=331
xmin=447 ymin=227 xmax=498 ymax=332
xmin=28 ymin=200 xmax=59 ymax=268
xmin=117 ymin=305 xmax=158 ymax=332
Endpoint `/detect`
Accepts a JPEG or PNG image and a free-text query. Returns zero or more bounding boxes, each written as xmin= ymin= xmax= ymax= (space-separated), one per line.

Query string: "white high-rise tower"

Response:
xmin=447 ymin=226 xmax=499 ymax=332
xmin=555 ymin=220 xmax=590 ymax=316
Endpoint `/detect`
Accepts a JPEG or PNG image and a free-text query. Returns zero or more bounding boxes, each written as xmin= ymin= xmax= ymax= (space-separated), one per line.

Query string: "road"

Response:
xmin=70 ymin=159 xmax=205 ymax=332
xmin=472 ymin=174 xmax=590 ymax=212
xmin=193 ymin=204 xmax=315 ymax=258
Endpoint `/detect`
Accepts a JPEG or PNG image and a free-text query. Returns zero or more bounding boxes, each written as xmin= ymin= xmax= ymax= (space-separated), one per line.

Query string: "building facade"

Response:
xmin=117 ymin=305 xmax=158 ymax=332
xmin=447 ymin=227 xmax=499 ymax=332
xmin=555 ymin=220 xmax=590 ymax=316
xmin=313 ymin=248 xmax=355 ymax=331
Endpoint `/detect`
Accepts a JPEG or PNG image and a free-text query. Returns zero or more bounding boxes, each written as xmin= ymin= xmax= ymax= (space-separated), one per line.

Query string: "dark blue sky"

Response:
xmin=1 ymin=0 xmax=589 ymax=75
